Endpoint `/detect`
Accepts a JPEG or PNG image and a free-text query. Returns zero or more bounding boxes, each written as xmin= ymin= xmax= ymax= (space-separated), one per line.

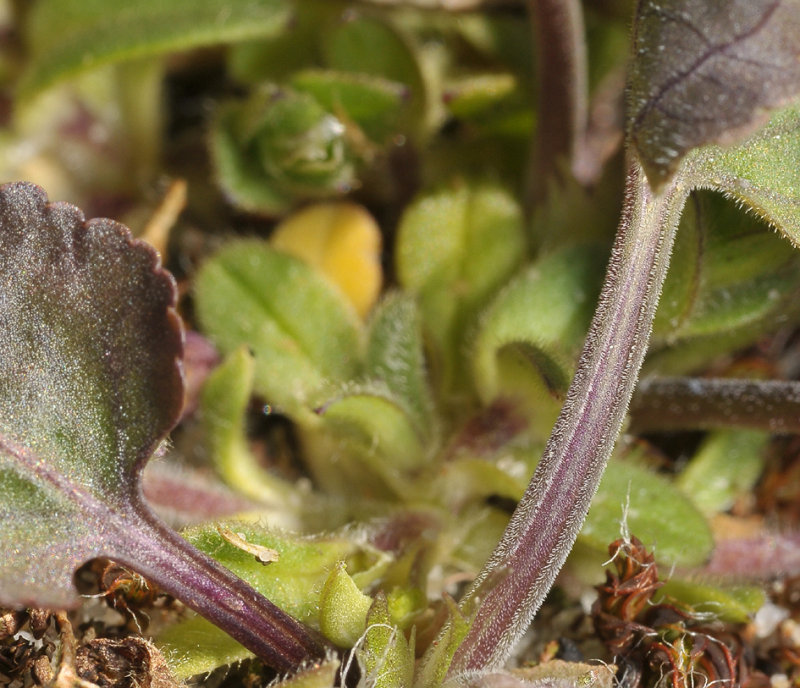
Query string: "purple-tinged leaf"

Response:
xmin=142 ymin=462 xmax=260 ymax=528
xmin=0 ymin=182 xmax=327 ymax=673
xmin=703 ymin=531 xmax=800 ymax=579
xmin=628 ymin=0 xmax=800 ymax=188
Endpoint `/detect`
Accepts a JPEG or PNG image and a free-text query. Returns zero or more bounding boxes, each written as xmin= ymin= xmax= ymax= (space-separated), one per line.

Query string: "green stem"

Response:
xmin=446 ymin=157 xmax=689 ymax=676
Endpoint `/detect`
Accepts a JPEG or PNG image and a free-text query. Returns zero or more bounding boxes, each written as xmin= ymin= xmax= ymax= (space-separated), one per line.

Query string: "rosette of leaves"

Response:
xmin=211 ymin=85 xmax=357 ymax=216
xmin=191 ymin=186 xmax=719 ymax=681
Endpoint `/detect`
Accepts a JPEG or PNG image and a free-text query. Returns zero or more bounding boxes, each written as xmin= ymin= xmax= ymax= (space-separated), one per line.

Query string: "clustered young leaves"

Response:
xmin=0 ymin=1 xmax=799 ymax=687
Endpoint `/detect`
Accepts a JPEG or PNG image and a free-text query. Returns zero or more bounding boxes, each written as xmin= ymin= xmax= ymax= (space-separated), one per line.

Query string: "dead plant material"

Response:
xmin=592 ymin=536 xmax=765 ymax=688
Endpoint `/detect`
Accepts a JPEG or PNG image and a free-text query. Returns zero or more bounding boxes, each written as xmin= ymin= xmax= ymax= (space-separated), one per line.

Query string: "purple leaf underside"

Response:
xmin=628 ymin=0 xmax=800 ymax=187
xmin=0 ymin=182 xmax=327 ymax=672
xmin=0 ymin=181 xmax=183 ymax=607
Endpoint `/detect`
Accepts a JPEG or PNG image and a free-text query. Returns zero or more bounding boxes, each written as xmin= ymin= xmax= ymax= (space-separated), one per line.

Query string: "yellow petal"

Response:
xmin=271 ymin=202 xmax=382 ymax=318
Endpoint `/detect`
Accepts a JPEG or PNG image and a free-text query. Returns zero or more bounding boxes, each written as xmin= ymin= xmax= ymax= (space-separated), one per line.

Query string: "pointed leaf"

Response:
xmin=160 ymin=522 xmax=389 ymax=676
xmin=415 ymin=595 xmax=472 ymax=688
xmin=357 ymin=593 xmax=415 ymax=688
xmin=628 ymin=0 xmax=800 ymax=187
xmin=194 ymin=240 xmax=363 ymax=417
xmin=366 ymin=293 xmax=435 ymax=439
xmin=318 ymin=562 xmax=373 ymax=647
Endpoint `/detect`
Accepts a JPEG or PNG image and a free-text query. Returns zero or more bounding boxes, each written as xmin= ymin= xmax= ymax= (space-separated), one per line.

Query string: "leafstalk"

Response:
xmin=116 ymin=495 xmax=332 ymax=674
xmin=446 ymin=157 xmax=690 ymax=676
xmin=525 ymin=0 xmax=588 ymax=208
xmin=630 ymin=377 xmax=800 ymax=434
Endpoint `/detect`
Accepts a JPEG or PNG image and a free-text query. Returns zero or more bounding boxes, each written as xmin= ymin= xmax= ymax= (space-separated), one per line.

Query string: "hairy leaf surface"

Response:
xmin=686 ymin=106 xmax=800 ymax=242
xmin=194 ymin=241 xmax=363 ymax=417
xmin=0 ymin=184 xmax=328 ymax=674
xmin=0 ymin=181 xmax=183 ymax=607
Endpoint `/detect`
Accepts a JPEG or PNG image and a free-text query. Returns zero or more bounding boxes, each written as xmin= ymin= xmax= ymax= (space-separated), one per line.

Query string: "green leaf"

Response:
xmin=396 ymin=183 xmax=526 ymax=396
xmin=228 ymin=2 xmax=340 ymax=85
xmin=0 ymin=182 xmax=182 ymax=608
xmin=318 ymin=562 xmax=373 ymax=647
xmin=686 ymin=106 xmax=800 ymax=243
xmin=357 ymin=594 xmax=415 ymax=688
xmin=210 ymin=88 xmax=357 ymax=216
xmin=649 ymin=191 xmax=800 ymax=372
xmin=657 ymin=579 xmax=765 ymax=624
xmin=443 ymin=73 xmax=518 ymax=120
xmin=366 ymin=293 xmax=436 ymax=440
xmin=676 ymin=430 xmax=769 ymax=516
xmin=210 ymin=103 xmax=295 ymax=216
xmin=581 ymin=451 xmax=714 ymax=567
xmin=414 ymin=595 xmax=472 ymax=688
xmin=321 ymin=13 xmax=426 ymax=136
xmin=160 ymin=522 xmax=389 ymax=677
xmin=628 ymin=0 xmax=800 ymax=187
xmin=20 ymin=0 xmax=292 ymax=98
xmin=271 ymin=660 xmax=340 ymax=688
xmin=199 ymin=347 xmax=300 ymax=510
xmin=319 ymin=390 xmax=427 ymax=479
xmin=292 ymin=69 xmax=409 ymax=142
xmin=194 ymin=240 xmax=363 ymax=418
xmin=471 ymin=245 xmax=605 ymax=434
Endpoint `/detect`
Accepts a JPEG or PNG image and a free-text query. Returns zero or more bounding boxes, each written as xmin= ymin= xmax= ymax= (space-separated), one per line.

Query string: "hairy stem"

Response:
xmin=446 ymin=158 xmax=689 ymax=676
xmin=117 ymin=497 xmax=331 ymax=674
xmin=630 ymin=377 xmax=800 ymax=434
xmin=525 ymin=0 xmax=588 ymax=208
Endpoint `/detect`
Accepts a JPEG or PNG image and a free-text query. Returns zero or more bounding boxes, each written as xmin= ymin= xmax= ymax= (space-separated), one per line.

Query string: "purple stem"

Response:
xmin=115 ymin=495 xmax=330 ymax=674
xmin=630 ymin=377 xmax=800 ymax=434
xmin=446 ymin=158 xmax=689 ymax=676
xmin=525 ymin=0 xmax=588 ymax=207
